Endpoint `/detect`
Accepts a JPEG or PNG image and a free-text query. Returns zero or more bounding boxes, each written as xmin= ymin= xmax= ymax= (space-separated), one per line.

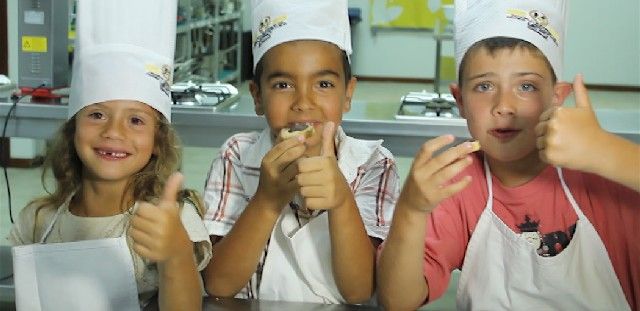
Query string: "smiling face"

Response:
xmin=74 ymin=100 xmax=158 ymax=185
xmin=250 ymin=40 xmax=356 ymax=156
xmin=452 ymin=46 xmax=567 ymax=165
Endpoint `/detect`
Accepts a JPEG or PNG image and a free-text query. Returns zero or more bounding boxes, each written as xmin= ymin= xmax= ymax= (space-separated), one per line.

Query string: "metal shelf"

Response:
xmin=175 ymin=0 xmax=242 ymax=86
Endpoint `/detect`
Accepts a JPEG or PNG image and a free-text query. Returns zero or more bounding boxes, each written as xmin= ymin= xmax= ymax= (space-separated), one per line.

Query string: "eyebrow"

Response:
xmin=466 ymin=71 xmax=545 ymax=81
xmin=265 ymin=69 xmax=341 ymax=81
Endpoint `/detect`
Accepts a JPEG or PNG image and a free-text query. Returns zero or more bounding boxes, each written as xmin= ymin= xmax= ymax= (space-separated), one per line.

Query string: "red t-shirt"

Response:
xmin=423 ymin=153 xmax=640 ymax=309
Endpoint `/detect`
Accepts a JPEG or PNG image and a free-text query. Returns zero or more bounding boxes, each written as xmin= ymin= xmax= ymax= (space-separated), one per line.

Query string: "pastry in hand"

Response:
xmin=469 ymin=140 xmax=481 ymax=152
xmin=279 ymin=122 xmax=315 ymax=139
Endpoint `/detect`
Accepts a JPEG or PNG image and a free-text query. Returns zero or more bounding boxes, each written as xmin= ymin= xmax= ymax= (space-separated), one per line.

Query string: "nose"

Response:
xmin=292 ymin=86 xmax=315 ymax=112
xmin=492 ymin=88 xmax=517 ymax=117
xmin=101 ymin=117 xmax=125 ymax=139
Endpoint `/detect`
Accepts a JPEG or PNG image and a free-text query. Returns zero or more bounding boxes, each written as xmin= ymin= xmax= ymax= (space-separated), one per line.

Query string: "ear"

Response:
xmin=249 ymin=81 xmax=264 ymax=115
xmin=450 ymin=82 xmax=466 ymax=119
xmin=552 ymin=82 xmax=572 ymax=107
xmin=342 ymin=77 xmax=357 ymax=113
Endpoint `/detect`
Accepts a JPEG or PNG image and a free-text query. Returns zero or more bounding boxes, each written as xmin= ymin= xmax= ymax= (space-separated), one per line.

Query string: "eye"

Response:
xmin=318 ymin=80 xmax=335 ymax=88
xmin=130 ymin=116 xmax=145 ymax=126
xmin=272 ymin=81 xmax=292 ymax=89
xmin=518 ymin=83 xmax=538 ymax=92
xmin=88 ymin=111 xmax=105 ymax=120
xmin=473 ymin=82 xmax=493 ymax=92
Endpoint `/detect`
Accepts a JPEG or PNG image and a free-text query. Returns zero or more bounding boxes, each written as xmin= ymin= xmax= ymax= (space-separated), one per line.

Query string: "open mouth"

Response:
xmin=489 ymin=128 xmax=521 ymax=140
xmin=95 ymin=149 xmax=130 ymax=159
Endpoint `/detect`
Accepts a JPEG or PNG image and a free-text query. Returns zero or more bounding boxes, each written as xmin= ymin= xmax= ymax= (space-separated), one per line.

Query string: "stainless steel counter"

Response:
xmin=1 ymin=95 xmax=638 ymax=157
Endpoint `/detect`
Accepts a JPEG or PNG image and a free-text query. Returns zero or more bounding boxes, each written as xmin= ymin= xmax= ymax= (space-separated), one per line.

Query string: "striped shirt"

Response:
xmin=203 ymin=127 xmax=399 ymax=299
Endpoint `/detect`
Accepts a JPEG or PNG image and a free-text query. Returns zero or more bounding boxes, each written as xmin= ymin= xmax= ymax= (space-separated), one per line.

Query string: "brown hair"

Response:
xmin=29 ymin=113 xmax=204 ymax=240
xmin=458 ymin=37 xmax=557 ymax=87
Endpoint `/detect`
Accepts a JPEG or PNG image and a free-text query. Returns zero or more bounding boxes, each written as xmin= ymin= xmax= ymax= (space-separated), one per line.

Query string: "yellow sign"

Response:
xmin=22 ymin=36 xmax=48 ymax=53
xmin=370 ymin=0 xmax=453 ymax=29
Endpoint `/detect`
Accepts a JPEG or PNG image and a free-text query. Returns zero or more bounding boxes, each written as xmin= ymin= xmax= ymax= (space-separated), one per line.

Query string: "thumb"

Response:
xmin=321 ymin=121 xmax=337 ymax=157
xmin=573 ymin=74 xmax=592 ymax=109
xmin=160 ymin=172 xmax=183 ymax=208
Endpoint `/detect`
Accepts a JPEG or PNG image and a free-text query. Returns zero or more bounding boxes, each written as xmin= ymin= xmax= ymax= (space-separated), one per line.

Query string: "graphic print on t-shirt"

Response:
xmin=517 ymin=215 xmax=577 ymax=257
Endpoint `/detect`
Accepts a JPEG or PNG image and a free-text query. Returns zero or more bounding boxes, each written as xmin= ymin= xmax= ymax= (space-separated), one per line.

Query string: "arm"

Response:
xmin=378 ymin=136 xmax=477 ymax=310
xmin=297 ymin=122 xmax=376 ymax=303
xmin=536 ymin=74 xmax=640 ymax=192
xmin=202 ymin=136 xmax=307 ymax=297
xmin=129 ymin=173 xmax=202 ymax=311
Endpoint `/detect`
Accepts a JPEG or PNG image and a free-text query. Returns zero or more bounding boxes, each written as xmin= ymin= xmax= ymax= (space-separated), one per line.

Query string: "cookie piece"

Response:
xmin=279 ymin=123 xmax=315 ymax=139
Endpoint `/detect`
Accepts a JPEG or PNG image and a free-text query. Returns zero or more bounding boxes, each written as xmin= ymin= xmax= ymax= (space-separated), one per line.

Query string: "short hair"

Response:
xmin=252 ymin=46 xmax=352 ymax=88
xmin=458 ymin=37 xmax=557 ymax=87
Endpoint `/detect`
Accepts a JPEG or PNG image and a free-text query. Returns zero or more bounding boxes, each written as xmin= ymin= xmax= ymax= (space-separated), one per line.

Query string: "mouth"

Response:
xmin=489 ymin=128 xmax=521 ymax=141
xmin=95 ymin=148 xmax=131 ymax=160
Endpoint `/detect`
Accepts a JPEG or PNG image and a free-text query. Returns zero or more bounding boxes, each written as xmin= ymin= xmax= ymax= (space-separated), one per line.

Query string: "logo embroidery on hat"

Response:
xmin=145 ymin=64 xmax=173 ymax=98
xmin=253 ymin=15 xmax=288 ymax=49
xmin=506 ymin=9 xmax=559 ymax=46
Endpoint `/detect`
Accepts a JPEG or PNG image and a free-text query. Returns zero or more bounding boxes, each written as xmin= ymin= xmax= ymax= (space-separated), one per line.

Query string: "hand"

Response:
xmin=255 ymin=134 xmax=307 ymax=210
xmin=296 ymin=122 xmax=352 ymax=210
xmin=398 ymin=135 xmax=476 ymax=213
xmin=535 ymin=74 xmax=606 ymax=172
xmin=130 ymin=172 xmax=192 ymax=263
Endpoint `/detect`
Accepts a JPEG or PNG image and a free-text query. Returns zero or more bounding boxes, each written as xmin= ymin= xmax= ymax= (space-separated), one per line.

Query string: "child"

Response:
xmin=378 ymin=0 xmax=640 ymax=310
xmin=8 ymin=0 xmax=211 ymax=310
xmin=201 ymin=0 xmax=399 ymax=304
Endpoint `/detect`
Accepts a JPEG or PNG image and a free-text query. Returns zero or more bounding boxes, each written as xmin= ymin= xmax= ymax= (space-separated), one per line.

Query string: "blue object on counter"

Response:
xmin=348 ymin=7 xmax=362 ymax=25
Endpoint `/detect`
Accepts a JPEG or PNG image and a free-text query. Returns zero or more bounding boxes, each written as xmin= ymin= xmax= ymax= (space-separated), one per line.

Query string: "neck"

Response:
xmin=486 ymin=151 xmax=548 ymax=188
xmin=70 ymin=178 xmax=134 ymax=217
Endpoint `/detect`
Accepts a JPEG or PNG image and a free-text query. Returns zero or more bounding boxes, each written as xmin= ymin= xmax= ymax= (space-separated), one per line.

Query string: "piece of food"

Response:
xmin=279 ymin=123 xmax=315 ymax=139
xmin=470 ymin=140 xmax=481 ymax=152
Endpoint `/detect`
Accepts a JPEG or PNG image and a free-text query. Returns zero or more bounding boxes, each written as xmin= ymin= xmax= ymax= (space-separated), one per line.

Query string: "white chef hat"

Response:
xmin=454 ymin=0 xmax=567 ymax=80
xmin=251 ymin=0 xmax=352 ymax=71
xmin=68 ymin=0 xmax=177 ymax=121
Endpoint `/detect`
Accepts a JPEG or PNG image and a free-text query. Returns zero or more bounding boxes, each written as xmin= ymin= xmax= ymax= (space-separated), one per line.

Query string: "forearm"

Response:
xmin=590 ymin=132 xmax=640 ymax=192
xmin=203 ymin=194 xmax=280 ymax=296
xmin=158 ymin=252 xmax=202 ymax=311
xmin=328 ymin=196 xmax=377 ymax=304
xmin=377 ymin=199 xmax=429 ymax=311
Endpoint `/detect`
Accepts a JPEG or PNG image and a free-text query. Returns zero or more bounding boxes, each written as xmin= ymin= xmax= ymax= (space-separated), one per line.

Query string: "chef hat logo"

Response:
xmin=253 ymin=15 xmax=288 ymax=49
xmin=145 ymin=63 xmax=173 ymax=98
xmin=507 ymin=8 xmax=560 ymax=46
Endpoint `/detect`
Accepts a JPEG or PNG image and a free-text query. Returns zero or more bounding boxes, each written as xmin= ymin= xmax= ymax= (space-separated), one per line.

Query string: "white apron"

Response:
xmin=455 ymin=159 xmax=630 ymax=310
xmin=12 ymin=206 xmax=140 ymax=311
xmin=258 ymin=205 xmax=344 ymax=303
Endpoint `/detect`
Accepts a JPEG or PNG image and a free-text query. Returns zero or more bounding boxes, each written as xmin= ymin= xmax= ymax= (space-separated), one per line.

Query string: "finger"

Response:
xmin=129 ymin=226 xmax=157 ymax=248
xmin=304 ymin=197 xmax=328 ymax=210
xmin=160 ymin=172 xmax=183 ymax=208
xmin=573 ymin=74 xmax=592 ymax=109
xmin=536 ymin=136 xmax=547 ymax=150
xmin=131 ymin=241 xmax=158 ymax=262
xmin=297 ymin=171 xmax=326 ymax=187
xmin=300 ymin=185 xmax=327 ymax=198
xmin=428 ymin=155 xmax=474 ymax=187
xmin=534 ymin=120 xmax=547 ymax=137
xmin=414 ymin=135 xmax=455 ymax=168
xmin=296 ymin=156 xmax=325 ymax=173
xmin=421 ymin=140 xmax=477 ymax=178
xmin=434 ymin=176 xmax=473 ymax=202
xmin=273 ymin=144 xmax=307 ymax=172
xmin=129 ymin=211 xmax=159 ymax=233
xmin=321 ymin=121 xmax=337 ymax=157
xmin=538 ymin=107 xmax=556 ymax=122
xmin=263 ymin=137 xmax=305 ymax=163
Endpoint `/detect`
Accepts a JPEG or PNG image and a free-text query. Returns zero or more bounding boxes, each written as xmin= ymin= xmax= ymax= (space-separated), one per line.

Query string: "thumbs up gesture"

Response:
xmin=130 ymin=172 xmax=192 ymax=263
xmin=535 ymin=74 xmax=606 ymax=172
xmin=296 ymin=121 xmax=351 ymax=210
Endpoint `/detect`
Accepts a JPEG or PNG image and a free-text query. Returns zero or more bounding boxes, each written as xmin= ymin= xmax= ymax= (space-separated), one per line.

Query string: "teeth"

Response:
xmin=98 ymin=150 xmax=127 ymax=158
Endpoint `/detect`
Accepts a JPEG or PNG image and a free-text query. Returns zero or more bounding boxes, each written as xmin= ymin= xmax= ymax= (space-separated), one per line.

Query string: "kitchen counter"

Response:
xmin=1 ymin=94 xmax=638 ymax=157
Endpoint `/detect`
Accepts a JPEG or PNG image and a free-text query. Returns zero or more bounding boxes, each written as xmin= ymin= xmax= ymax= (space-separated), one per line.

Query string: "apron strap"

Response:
xmin=555 ymin=167 xmax=587 ymax=220
xmin=483 ymin=157 xmax=494 ymax=212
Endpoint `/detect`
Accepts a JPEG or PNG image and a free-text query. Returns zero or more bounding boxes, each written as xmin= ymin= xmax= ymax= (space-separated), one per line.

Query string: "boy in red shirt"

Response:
xmin=377 ymin=0 xmax=639 ymax=310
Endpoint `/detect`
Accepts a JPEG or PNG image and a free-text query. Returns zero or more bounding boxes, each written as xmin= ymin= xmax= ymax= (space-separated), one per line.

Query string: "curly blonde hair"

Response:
xmin=30 ymin=113 xmax=204 ymax=239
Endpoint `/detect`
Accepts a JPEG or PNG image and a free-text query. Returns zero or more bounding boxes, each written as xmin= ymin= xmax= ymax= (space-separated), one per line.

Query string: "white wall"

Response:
xmin=7 ymin=0 xmax=640 ymax=86
xmin=348 ymin=0 xmax=640 ymax=86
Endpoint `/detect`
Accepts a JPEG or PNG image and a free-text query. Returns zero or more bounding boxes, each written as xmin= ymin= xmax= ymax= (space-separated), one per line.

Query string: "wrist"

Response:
xmin=251 ymin=191 xmax=284 ymax=218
